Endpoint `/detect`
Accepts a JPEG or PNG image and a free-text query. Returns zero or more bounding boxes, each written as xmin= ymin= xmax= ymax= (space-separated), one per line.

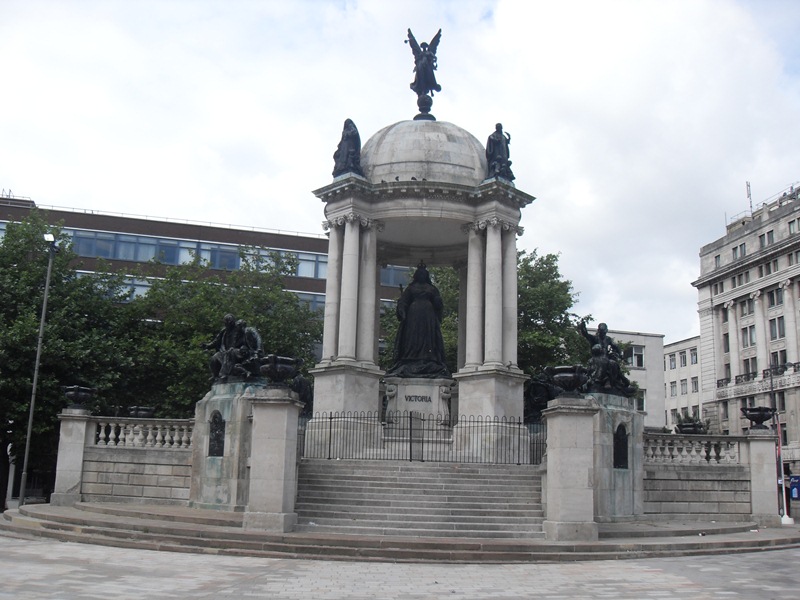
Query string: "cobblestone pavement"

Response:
xmin=1 ymin=535 xmax=799 ymax=599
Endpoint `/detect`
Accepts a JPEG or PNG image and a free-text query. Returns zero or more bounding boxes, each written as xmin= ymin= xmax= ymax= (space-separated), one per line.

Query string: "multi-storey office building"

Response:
xmin=0 ymin=196 xmax=412 ymax=316
xmin=663 ymin=336 xmax=701 ymax=429
xmin=612 ymin=329 xmax=666 ymax=430
xmin=693 ymin=186 xmax=800 ymax=469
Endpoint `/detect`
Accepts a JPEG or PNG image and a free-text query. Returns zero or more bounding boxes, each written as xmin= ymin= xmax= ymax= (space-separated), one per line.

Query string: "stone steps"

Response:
xmin=2 ymin=502 xmax=796 ymax=563
xmin=294 ymin=459 xmax=543 ymax=538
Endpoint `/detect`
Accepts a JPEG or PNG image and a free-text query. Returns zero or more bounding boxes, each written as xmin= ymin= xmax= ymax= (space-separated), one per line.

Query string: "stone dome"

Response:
xmin=361 ymin=120 xmax=487 ymax=187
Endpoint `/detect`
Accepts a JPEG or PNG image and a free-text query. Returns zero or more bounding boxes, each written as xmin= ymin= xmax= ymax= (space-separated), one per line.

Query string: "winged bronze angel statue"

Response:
xmin=406 ymin=28 xmax=442 ymax=97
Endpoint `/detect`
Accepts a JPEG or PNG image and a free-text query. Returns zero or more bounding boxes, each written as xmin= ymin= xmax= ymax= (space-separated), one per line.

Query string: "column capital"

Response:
xmin=323 ymin=212 xmax=381 ymax=231
xmin=781 ymin=278 xmax=793 ymax=290
xmin=750 ymin=289 xmax=762 ymax=301
xmin=463 ymin=218 xmax=523 ymax=235
xmin=724 ymin=300 xmax=736 ymax=310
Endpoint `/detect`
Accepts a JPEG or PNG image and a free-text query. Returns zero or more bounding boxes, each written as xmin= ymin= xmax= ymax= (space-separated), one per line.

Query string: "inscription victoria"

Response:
xmin=405 ymin=395 xmax=432 ymax=403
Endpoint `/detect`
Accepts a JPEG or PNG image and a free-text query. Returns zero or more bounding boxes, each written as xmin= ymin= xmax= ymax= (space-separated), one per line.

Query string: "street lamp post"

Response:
xmin=766 ymin=362 xmax=795 ymax=525
xmin=18 ymin=233 xmax=57 ymax=507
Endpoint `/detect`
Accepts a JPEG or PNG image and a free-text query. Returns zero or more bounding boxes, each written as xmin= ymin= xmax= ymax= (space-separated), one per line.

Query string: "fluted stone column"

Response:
xmin=726 ymin=300 xmax=740 ymax=379
xmin=457 ymin=263 xmax=468 ymax=370
xmin=752 ymin=290 xmax=768 ymax=372
xmin=501 ymin=226 xmax=518 ymax=368
xmin=464 ymin=225 xmax=484 ymax=368
xmin=356 ymin=223 xmax=377 ymax=364
xmin=337 ymin=216 xmax=361 ymax=361
xmin=320 ymin=222 xmax=343 ymax=363
xmin=484 ymin=221 xmax=503 ymax=367
xmin=781 ymin=279 xmax=796 ymax=362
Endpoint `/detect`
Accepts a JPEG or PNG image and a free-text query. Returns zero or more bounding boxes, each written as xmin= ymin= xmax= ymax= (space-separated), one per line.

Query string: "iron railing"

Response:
xmin=297 ymin=411 xmax=546 ymax=465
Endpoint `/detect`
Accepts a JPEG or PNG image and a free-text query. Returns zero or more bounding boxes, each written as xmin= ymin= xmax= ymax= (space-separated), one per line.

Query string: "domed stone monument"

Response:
xmin=308 ymin=31 xmax=534 ymax=460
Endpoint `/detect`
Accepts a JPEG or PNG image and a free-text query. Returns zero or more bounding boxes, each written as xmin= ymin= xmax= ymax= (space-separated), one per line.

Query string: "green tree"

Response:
xmin=124 ymin=250 xmax=323 ymax=417
xmin=0 ymin=212 xmax=132 ymax=493
xmin=516 ymin=250 xmax=589 ymax=373
xmin=378 ymin=252 xmax=586 ymax=376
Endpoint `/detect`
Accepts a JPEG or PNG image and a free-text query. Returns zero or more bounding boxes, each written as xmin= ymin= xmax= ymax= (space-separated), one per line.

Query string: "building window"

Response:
xmin=691 ymin=377 xmax=699 ymax=393
xmin=777 ymin=391 xmax=786 ymax=412
xmin=769 ymin=316 xmax=785 ymax=340
xmin=770 ymin=349 xmax=788 ymax=368
xmin=759 ymin=230 xmax=775 ymax=248
xmin=741 ymin=325 xmax=756 ymax=348
xmin=768 ymin=287 xmax=784 ymax=307
xmin=680 ymin=379 xmax=688 ymax=395
xmin=626 ymin=345 xmax=644 ymax=368
xmin=724 ymin=363 xmax=731 ymax=379
xmin=670 ymin=381 xmax=677 ymax=397
xmin=721 ymin=401 xmax=729 ymax=420
xmin=740 ymin=298 xmax=754 ymax=316
xmin=791 ymin=220 xmax=797 ymax=235
xmin=636 ymin=389 xmax=646 ymax=412
xmin=742 ymin=357 xmax=757 ymax=376
xmin=669 ymin=354 xmax=676 ymax=369
xmin=731 ymin=276 xmax=737 ymax=289
xmin=714 ymin=254 xmax=721 ymax=268
xmin=721 ymin=306 xmax=728 ymax=322
xmin=679 ymin=351 xmax=687 ymax=367
xmin=690 ymin=348 xmax=697 ymax=364
xmin=691 ymin=405 xmax=700 ymax=418
xmin=670 ymin=408 xmax=679 ymax=424
xmin=723 ymin=332 xmax=730 ymax=353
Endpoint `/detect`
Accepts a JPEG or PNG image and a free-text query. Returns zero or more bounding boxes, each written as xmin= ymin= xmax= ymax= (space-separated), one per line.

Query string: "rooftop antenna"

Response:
xmin=746 ymin=181 xmax=753 ymax=214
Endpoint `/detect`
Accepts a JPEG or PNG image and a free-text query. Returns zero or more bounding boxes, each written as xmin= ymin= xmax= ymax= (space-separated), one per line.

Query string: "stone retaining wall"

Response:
xmin=643 ymin=463 xmax=751 ymax=518
xmin=80 ymin=447 xmax=192 ymax=505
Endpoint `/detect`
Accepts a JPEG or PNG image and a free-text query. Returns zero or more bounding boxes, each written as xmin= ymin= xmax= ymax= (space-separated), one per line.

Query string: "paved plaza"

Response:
xmin=1 ymin=533 xmax=799 ymax=599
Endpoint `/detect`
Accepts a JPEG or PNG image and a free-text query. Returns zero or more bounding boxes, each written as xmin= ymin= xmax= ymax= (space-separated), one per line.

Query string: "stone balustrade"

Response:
xmin=644 ymin=433 xmax=743 ymax=465
xmin=92 ymin=418 xmax=194 ymax=449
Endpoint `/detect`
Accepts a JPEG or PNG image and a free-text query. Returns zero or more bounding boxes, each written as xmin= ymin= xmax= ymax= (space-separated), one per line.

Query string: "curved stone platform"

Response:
xmin=3 ymin=501 xmax=800 ymax=563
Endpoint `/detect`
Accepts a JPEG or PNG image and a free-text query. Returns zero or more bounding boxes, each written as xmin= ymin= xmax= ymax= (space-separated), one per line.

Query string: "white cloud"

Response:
xmin=2 ymin=0 xmax=800 ymax=343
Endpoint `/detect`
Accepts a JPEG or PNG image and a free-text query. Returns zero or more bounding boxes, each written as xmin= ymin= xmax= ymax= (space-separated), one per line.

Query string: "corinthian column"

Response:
xmin=781 ymin=279 xmax=797 ymax=363
xmin=501 ymin=225 xmax=518 ymax=368
xmin=725 ymin=300 xmax=740 ymax=379
xmin=484 ymin=220 xmax=503 ymax=367
xmin=464 ymin=224 xmax=484 ymax=367
xmin=356 ymin=222 xmax=377 ymax=364
xmin=320 ymin=221 xmax=343 ymax=363
xmin=337 ymin=215 xmax=361 ymax=361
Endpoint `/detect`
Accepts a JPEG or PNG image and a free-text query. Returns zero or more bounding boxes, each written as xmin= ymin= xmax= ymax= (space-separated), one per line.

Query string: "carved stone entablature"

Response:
xmin=715 ymin=370 xmax=800 ymax=400
xmin=322 ymin=213 xmax=383 ymax=231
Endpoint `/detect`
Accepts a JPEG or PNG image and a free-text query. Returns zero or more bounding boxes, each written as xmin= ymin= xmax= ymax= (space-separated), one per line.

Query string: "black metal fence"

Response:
xmin=297 ymin=411 xmax=546 ymax=465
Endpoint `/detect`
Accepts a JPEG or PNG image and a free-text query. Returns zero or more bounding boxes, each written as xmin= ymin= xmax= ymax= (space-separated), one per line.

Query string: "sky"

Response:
xmin=2 ymin=0 xmax=800 ymax=344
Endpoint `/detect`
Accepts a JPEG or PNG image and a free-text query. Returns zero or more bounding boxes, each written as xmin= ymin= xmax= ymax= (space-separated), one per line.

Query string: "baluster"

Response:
xmin=185 ymin=424 xmax=193 ymax=448
xmin=95 ymin=421 xmax=107 ymax=446
xmin=145 ymin=425 xmax=155 ymax=447
xmin=181 ymin=424 xmax=190 ymax=448
xmin=155 ymin=425 xmax=165 ymax=448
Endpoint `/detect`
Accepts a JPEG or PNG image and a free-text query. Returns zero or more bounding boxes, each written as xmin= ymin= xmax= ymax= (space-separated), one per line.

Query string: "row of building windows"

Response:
xmin=0 ymin=222 xmax=414 ymax=289
xmin=666 ymin=347 xmax=698 ymax=370
xmin=667 ymin=377 xmax=699 ymax=397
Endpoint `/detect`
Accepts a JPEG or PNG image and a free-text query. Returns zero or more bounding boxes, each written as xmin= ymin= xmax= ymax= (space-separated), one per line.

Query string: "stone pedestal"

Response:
xmin=189 ymin=382 xmax=260 ymax=511
xmin=453 ymin=367 xmax=526 ymax=418
xmin=51 ymin=408 xmax=94 ymax=507
xmin=308 ymin=363 xmax=383 ymax=415
xmin=243 ymin=388 xmax=303 ymax=532
xmin=384 ymin=377 xmax=453 ymax=417
xmin=541 ymin=394 xmax=600 ymax=541
xmin=590 ymin=393 xmax=645 ymax=521
xmin=745 ymin=429 xmax=782 ymax=527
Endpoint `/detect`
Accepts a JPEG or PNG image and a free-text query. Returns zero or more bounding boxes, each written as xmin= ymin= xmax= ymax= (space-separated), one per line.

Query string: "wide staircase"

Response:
xmin=294 ymin=459 xmax=544 ymax=539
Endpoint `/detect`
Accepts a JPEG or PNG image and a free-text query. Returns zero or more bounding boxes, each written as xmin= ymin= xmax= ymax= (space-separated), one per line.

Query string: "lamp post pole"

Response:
xmin=18 ymin=234 xmax=57 ymax=507
xmin=767 ymin=362 xmax=794 ymax=525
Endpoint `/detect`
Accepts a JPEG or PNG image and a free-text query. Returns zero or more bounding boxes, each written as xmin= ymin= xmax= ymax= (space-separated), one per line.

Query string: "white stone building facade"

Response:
xmin=693 ymin=187 xmax=800 ymax=469
xmin=663 ymin=336 xmax=702 ymax=429
xmin=611 ymin=329 xmax=665 ymax=430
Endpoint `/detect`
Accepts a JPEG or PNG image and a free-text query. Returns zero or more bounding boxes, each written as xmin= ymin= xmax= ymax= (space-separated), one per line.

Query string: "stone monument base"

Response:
xmin=384 ymin=377 xmax=453 ymax=418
